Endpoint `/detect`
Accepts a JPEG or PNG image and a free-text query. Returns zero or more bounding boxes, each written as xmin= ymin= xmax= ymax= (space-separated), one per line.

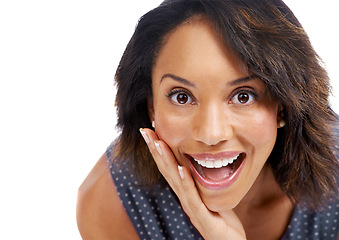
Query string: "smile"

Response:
xmin=186 ymin=152 xmax=246 ymax=190
xmin=193 ymin=154 xmax=239 ymax=168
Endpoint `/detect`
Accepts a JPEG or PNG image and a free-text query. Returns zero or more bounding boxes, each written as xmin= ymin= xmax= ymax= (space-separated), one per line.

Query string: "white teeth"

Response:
xmin=205 ymin=161 xmax=214 ymax=168
xmin=194 ymin=154 xmax=240 ymax=169
xmin=213 ymin=160 xmax=222 ymax=168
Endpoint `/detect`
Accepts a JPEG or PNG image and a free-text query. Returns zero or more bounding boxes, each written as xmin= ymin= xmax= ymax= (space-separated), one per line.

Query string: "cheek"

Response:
xmin=244 ymin=108 xmax=278 ymax=151
xmin=154 ymin=110 xmax=191 ymax=148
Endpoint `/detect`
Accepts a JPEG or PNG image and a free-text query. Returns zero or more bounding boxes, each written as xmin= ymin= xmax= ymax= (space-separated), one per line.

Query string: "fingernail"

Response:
xmin=139 ymin=128 xmax=150 ymax=144
xmin=178 ymin=165 xmax=184 ymax=180
xmin=154 ymin=141 xmax=162 ymax=156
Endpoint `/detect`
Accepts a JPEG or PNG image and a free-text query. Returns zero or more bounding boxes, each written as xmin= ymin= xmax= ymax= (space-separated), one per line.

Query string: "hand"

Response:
xmin=140 ymin=128 xmax=247 ymax=240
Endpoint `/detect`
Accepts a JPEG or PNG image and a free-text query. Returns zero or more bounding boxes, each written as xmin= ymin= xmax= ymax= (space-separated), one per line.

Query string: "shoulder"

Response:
xmin=76 ymin=152 xmax=139 ymax=240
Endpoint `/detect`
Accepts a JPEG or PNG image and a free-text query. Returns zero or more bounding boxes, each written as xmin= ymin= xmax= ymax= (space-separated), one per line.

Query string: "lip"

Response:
xmin=186 ymin=152 xmax=246 ymax=190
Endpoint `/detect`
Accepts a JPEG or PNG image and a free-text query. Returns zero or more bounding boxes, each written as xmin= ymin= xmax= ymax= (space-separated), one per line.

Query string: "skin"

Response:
xmin=77 ymin=19 xmax=293 ymax=239
xmin=150 ymin=19 xmax=279 ymax=211
xmin=145 ymin=20 xmax=293 ymax=239
xmin=77 ymin=154 xmax=139 ymax=240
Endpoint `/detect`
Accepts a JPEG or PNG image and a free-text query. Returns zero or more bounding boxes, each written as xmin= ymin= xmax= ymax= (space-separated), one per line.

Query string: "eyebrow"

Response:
xmin=160 ymin=74 xmax=257 ymax=87
xmin=161 ymin=74 xmax=196 ymax=87
xmin=227 ymin=75 xmax=257 ymax=86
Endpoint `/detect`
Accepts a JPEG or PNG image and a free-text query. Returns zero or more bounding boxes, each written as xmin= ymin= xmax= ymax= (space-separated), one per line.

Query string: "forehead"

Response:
xmin=152 ymin=19 xmax=247 ymax=80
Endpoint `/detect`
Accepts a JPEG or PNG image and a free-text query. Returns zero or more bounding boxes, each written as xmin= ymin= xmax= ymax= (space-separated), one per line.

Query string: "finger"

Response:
xmin=139 ymin=129 xmax=212 ymax=222
xmin=139 ymin=128 xmax=198 ymax=193
xmin=139 ymin=128 xmax=182 ymax=186
xmin=139 ymin=128 xmax=245 ymax=239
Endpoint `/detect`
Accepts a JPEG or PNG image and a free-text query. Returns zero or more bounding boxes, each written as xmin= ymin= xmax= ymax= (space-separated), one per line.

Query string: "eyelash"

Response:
xmin=166 ymin=89 xmax=196 ymax=105
xmin=230 ymin=88 xmax=259 ymax=104
xmin=166 ymin=87 xmax=259 ymax=105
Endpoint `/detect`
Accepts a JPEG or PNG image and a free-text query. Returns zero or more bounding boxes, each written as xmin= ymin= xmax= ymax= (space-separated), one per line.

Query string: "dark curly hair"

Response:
xmin=113 ymin=0 xmax=339 ymax=209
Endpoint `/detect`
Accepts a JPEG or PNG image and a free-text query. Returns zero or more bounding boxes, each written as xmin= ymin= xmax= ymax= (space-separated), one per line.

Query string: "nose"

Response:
xmin=193 ymin=103 xmax=233 ymax=146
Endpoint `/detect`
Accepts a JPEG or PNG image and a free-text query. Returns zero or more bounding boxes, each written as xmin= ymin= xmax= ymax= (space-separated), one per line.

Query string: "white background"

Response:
xmin=0 ymin=1 xmax=338 ymax=239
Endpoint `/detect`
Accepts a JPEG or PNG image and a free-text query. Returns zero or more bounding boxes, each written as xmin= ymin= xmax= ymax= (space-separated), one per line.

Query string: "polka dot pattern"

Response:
xmin=107 ymin=146 xmax=203 ymax=240
xmin=107 ymin=143 xmax=338 ymax=239
xmin=281 ymin=200 xmax=339 ymax=240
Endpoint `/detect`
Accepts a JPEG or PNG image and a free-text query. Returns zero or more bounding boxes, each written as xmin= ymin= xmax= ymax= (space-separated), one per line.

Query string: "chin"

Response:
xmin=197 ymin=186 xmax=243 ymax=212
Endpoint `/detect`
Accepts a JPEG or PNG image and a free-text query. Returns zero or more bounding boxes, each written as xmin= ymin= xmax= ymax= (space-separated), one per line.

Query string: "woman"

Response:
xmin=77 ymin=0 xmax=339 ymax=239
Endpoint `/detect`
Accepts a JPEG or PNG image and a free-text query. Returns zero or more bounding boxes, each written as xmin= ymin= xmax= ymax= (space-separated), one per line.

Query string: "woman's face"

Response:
xmin=151 ymin=20 xmax=279 ymax=211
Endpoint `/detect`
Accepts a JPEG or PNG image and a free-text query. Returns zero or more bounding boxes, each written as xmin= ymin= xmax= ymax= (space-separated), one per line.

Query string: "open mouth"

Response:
xmin=186 ymin=153 xmax=246 ymax=189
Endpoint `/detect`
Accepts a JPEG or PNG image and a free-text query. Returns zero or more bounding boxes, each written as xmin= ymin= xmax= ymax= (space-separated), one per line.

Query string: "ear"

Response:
xmin=147 ymin=97 xmax=154 ymax=123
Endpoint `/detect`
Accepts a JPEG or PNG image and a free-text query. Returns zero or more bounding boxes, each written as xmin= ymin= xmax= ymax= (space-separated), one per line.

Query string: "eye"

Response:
xmin=169 ymin=91 xmax=194 ymax=105
xmin=230 ymin=90 xmax=256 ymax=105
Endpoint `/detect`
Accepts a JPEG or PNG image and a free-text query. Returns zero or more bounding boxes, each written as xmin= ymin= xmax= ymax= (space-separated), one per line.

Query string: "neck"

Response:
xmin=237 ymin=163 xmax=286 ymax=210
xmin=234 ymin=163 xmax=294 ymax=240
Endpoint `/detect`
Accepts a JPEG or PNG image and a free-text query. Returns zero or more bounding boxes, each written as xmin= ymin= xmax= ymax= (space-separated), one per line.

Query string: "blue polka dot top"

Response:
xmin=106 ymin=144 xmax=339 ymax=240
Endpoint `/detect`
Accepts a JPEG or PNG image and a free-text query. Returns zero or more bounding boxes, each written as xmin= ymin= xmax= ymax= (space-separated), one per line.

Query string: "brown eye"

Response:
xmin=237 ymin=93 xmax=249 ymax=103
xmin=177 ymin=93 xmax=188 ymax=104
xmin=170 ymin=91 xmax=193 ymax=105
xmin=230 ymin=91 xmax=255 ymax=105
